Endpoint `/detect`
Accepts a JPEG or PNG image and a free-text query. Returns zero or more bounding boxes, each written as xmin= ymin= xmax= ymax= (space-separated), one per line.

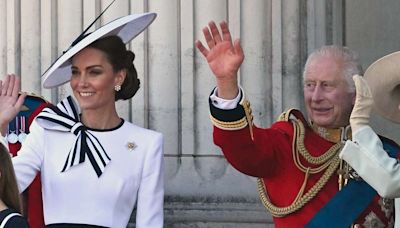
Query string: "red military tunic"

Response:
xmin=210 ymin=94 xmax=394 ymax=227
xmin=8 ymin=95 xmax=48 ymax=228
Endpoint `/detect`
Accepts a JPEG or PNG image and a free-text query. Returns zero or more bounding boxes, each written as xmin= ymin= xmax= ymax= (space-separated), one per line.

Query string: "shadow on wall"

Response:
xmin=370 ymin=112 xmax=400 ymax=144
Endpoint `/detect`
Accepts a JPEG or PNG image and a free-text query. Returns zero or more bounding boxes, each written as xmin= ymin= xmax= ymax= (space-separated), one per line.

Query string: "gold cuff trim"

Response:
xmin=210 ymin=114 xmax=248 ymax=130
xmin=209 ymin=94 xmax=254 ymax=140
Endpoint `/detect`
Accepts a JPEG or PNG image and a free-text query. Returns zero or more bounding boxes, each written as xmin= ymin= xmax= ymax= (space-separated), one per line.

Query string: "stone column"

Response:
xmin=21 ymin=0 xmax=41 ymax=94
xmin=163 ymin=0 xmax=345 ymax=227
xmin=0 ymin=1 xmax=346 ymax=227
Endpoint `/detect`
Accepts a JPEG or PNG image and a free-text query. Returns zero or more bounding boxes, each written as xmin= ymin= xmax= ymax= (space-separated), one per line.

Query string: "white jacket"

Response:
xmin=340 ymin=126 xmax=400 ymax=227
xmin=12 ymin=119 xmax=164 ymax=228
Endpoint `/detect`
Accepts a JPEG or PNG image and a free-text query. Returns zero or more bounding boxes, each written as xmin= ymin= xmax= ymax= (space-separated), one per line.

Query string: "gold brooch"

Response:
xmin=127 ymin=142 xmax=137 ymax=150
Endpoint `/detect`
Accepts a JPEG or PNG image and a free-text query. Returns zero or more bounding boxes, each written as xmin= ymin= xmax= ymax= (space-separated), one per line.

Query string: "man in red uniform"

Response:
xmin=195 ymin=21 xmax=398 ymax=227
xmin=7 ymin=93 xmax=48 ymax=228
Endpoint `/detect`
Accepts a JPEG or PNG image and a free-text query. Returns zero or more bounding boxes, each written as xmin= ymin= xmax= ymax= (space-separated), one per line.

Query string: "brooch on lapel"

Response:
xmin=127 ymin=142 xmax=137 ymax=151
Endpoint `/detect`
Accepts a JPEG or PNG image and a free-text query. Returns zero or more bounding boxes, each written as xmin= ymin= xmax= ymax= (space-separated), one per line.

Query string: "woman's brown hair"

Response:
xmin=0 ymin=143 xmax=22 ymax=213
xmin=88 ymin=35 xmax=140 ymax=101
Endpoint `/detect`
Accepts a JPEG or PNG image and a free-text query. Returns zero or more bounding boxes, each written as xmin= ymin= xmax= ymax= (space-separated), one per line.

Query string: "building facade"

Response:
xmin=2 ymin=0 xmax=400 ymax=227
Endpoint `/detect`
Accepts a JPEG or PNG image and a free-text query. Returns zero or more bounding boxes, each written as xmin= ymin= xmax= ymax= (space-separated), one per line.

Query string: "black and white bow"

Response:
xmin=36 ymin=96 xmax=111 ymax=177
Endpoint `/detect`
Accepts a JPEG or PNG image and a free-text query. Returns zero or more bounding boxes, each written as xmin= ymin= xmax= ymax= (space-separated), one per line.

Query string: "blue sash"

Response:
xmin=306 ymin=137 xmax=398 ymax=228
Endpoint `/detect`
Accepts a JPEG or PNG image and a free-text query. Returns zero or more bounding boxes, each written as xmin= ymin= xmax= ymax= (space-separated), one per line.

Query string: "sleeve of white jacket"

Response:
xmin=340 ymin=125 xmax=400 ymax=198
xmin=135 ymin=133 xmax=164 ymax=228
xmin=12 ymin=120 xmax=44 ymax=193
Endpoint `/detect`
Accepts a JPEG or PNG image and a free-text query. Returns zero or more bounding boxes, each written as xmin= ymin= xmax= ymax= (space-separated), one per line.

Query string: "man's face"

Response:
xmin=303 ymin=56 xmax=355 ymax=128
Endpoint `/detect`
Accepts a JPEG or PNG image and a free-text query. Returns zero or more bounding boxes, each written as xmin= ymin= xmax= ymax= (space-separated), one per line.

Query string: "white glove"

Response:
xmin=350 ymin=74 xmax=373 ymax=133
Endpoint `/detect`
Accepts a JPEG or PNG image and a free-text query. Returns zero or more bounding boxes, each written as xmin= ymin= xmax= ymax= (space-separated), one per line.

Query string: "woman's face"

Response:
xmin=70 ymin=47 xmax=125 ymax=113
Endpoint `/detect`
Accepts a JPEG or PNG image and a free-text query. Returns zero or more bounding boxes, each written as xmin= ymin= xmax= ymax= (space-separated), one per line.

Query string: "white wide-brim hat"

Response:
xmin=41 ymin=12 xmax=156 ymax=89
xmin=364 ymin=51 xmax=400 ymax=123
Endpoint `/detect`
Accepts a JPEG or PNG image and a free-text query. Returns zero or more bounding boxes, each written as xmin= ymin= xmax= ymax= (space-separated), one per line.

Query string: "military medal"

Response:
xmin=18 ymin=116 xmax=27 ymax=143
xmin=18 ymin=132 xmax=27 ymax=143
xmin=7 ymin=117 xmax=18 ymax=144
xmin=7 ymin=131 xmax=18 ymax=144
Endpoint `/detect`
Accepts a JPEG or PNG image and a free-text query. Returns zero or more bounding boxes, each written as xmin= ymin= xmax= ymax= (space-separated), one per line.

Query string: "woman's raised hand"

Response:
xmin=350 ymin=74 xmax=373 ymax=133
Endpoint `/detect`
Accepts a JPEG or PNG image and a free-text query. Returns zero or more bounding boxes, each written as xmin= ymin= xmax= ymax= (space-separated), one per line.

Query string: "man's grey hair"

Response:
xmin=303 ymin=45 xmax=363 ymax=93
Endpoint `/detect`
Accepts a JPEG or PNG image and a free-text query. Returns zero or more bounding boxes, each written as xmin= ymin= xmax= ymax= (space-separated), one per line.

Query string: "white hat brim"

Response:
xmin=364 ymin=51 xmax=400 ymax=123
xmin=42 ymin=12 xmax=156 ymax=88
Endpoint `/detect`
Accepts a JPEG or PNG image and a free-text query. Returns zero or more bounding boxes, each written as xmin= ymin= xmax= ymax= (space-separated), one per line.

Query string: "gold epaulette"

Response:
xmin=277 ymin=108 xmax=309 ymax=126
xmin=277 ymin=109 xmax=295 ymax=121
xmin=20 ymin=92 xmax=49 ymax=111
xmin=20 ymin=92 xmax=49 ymax=102
xmin=209 ymin=93 xmax=254 ymax=140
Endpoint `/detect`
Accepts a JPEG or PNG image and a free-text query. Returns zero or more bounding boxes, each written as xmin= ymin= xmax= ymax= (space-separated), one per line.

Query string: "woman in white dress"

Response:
xmin=340 ymin=52 xmax=400 ymax=228
xmin=0 ymin=13 xmax=164 ymax=228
